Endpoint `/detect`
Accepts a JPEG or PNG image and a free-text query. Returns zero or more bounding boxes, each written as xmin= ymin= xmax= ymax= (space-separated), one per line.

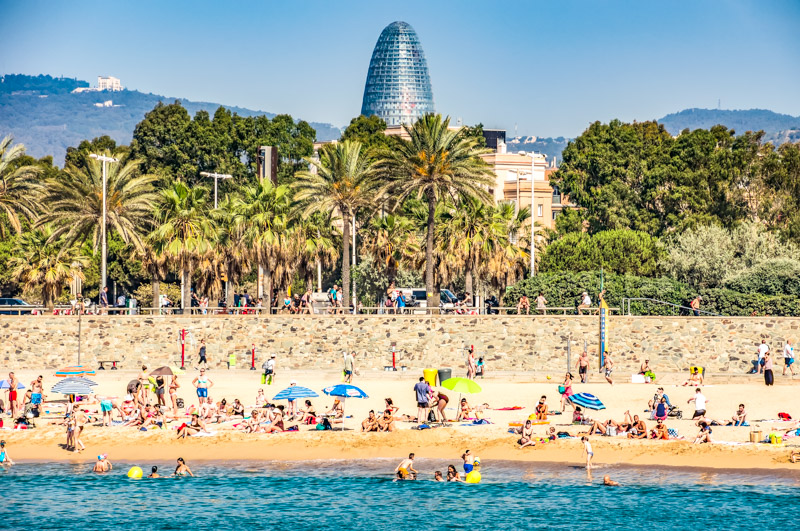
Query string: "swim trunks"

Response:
xmin=464 ymin=463 xmax=474 ymax=474
xmin=100 ymin=400 xmax=112 ymax=412
xmin=31 ymin=393 xmax=42 ymax=405
xmin=197 ymin=388 xmax=208 ymax=398
xmin=8 ymin=390 xmax=16 ymax=401
xmin=786 ymin=358 xmax=795 ymax=366
xmin=604 ymin=368 xmax=613 ymax=378
xmin=579 ymin=366 xmax=587 ymax=374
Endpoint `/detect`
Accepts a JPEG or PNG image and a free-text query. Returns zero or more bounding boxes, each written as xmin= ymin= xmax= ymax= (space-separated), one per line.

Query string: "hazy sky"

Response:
xmin=2 ymin=0 xmax=799 ymax=137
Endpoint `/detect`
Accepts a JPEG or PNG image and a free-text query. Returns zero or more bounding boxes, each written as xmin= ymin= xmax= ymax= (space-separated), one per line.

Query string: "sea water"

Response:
xmin=1 ymin=459 xmax=797 ymax=529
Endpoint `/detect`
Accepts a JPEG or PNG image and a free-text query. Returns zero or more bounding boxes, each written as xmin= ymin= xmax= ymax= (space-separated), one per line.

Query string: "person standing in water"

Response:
xmin=175 ymin=457 xmax=194 ymax=476
xmin=93 ymin=454 xmax=112 ymax=473
xmin=147 ymin=466 xmax=160 ymax=478
xmin=395 ymin=453 xmax=417 ymax=480
xmin=582 ymin=436 xmax=593 ymax=469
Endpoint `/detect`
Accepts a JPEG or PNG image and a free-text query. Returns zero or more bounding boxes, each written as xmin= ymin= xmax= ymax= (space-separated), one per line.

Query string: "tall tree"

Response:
xmin=378 ymin=114 xmax=495 ymax=308
xmin=151 ymin=181 xmax=216 ymax=310
xmin=232 ymin=179 xmax=293 ymax=311
xmin=9 ymin=225 xmax=89 ymax=310
xmin=361 ymin=214 xmax=419 ymax=285
xmin=295 ymin=140 xmax=378 ymax=309
xmin=38 ymin=153 xmax=158 ymax=253
xmin=0 ymin=135 xmax=40 ymax=236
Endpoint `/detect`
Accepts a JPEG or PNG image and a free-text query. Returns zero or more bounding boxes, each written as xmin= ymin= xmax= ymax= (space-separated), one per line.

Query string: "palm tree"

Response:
xmin=0 ymin=135 xmax=40 ymax=236
xmin=361 ymin=214 xmax=419 ymax=285
xmin=232 ymin=179 xmax=293 ymax=312
xmin=295 ymin=211 xmax=340 ymax=292
xmin=9 ymin=225 xmax=89 ymax=310
xmin=378 ymin=114 xmax=495 ymax=308
xmin=151 ymin=181 xmax=216 ymax=311
xmin=137 ymin=240 xmax=169 ymax=310
xmin=38 ymin=154 xmax=158 ymax=252
xmin=294 ymin=140 xmax=378 ymax=309
xmin=485 ymin=202 xmax=531 ymax=291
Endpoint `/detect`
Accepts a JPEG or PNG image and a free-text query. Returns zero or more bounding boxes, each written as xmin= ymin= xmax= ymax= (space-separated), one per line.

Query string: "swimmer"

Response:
xmin=603 ymin=475 xmax=620 ymax=486
xmin=0 ymin=440 xmax=13 ymax=465
xmin=462 ymin=449 xmax=474 ymax=474
xmin=147 ymin=466 xmax=160 ymax=478
xmin=395 ymin=453 xmax=417 ymax=481
xmin=446 ymin=464 xmax=461 ymax=482
xmin=92 ymin=454 xmax=112 ymax=473
xmin=175 ymin=457 xmax=194 ymax=476
xmin=434 ymin=471 xmax=444 ymax=482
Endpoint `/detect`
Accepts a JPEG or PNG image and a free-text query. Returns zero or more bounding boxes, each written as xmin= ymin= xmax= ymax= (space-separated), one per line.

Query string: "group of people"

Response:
xmin=755 ymin=338 xmax=795 ymax=385
xmin=1 ymin=372 xmax=45 ymax=423
xmin=395 ymin=449 xmax=482 ymax=483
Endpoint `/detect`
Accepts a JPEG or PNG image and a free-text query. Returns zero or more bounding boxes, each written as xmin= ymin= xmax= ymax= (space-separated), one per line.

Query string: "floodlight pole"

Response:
xmin=89 ymin=153 xmax=118 ymax=293
xmin=200 ymin=171 xmax=233 ymax=208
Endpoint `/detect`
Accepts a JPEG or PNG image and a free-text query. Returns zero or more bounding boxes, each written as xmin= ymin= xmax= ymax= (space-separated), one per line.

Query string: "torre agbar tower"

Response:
xmin=360 ymin=21 xmax=435 ymax=126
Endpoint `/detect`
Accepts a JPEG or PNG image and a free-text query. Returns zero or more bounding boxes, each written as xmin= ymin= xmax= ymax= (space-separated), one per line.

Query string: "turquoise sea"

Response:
xmin=1 ymin=459 xmax=798 ymax=529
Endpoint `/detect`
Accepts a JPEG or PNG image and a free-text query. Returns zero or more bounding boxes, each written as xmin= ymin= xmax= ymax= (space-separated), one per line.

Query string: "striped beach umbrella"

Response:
xmin=273 ymin=386 xmax=319 ymax=401
xmin=51 ymin=377 xmax=97 ymax=392
xmin=55 ymin=365 xmax=96 ymax=377
xmin=322 ymin=384 xmax=369 ymax=399
xmin=569 ymin=392 xmax=606 ymax=410
xmin=50 ymin=381 xmax=94 ymax=395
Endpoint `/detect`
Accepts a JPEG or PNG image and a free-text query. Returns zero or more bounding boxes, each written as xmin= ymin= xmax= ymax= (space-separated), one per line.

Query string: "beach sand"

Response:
xmin=3 ymin=368 xmax=799 ymax=470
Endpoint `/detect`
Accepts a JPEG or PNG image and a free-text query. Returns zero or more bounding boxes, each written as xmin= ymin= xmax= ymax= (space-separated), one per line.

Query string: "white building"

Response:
xmin=97 ymin=76 xmax=122 ymax=91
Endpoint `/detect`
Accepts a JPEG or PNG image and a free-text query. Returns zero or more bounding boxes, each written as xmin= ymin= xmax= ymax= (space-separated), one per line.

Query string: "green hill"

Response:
xmin=0 ymin=74 xmax=341 ymax=165
xmin=657 ymin=108 xmax=800 ymax=144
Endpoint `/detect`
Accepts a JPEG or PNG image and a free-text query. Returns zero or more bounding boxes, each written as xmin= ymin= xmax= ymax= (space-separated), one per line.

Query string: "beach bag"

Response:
xmin=558 ymin=385 xmax=566 ymax=394
xmin=427 ymin=410 xmax=437 ymax=422
xmin=778 ymin=412 xmax=792 ymax=420
xmin=321 ymin=417 xmax=333 ymax=430
xmin=261 ymin=373 xmax=267 ymax=385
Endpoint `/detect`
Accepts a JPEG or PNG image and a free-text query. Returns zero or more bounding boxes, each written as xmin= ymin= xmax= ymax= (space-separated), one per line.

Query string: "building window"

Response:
xmin=553 ymin=211 xmax=559 ymax=220
xmin=537 ymin=204 xmax=543 ymax=217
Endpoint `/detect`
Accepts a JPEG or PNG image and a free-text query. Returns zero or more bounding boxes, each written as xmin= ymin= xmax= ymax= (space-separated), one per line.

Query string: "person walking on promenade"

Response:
xmin=784 ymin=339 xmax=795 ymax=376
xmin=99 ymin=286 xmax=109 ymax=314
xmin=764 ymin=351 xmax=775 ymax=386
xmin=690 ymin=295 xmax=702 ymax=316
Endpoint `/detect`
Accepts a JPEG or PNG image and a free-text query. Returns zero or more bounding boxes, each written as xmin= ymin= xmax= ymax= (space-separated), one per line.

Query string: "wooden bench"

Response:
xmin=97 ymin=360 xmax=120 ymax=370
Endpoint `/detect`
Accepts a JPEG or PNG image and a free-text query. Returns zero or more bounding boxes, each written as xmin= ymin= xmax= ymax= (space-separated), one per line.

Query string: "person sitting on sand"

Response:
xmin=790 ymin=450 xmax=800 ymax=463
xmin=297 ymin=400 xmax=316 ymax=424
xmin=726 ymin=404 xmax=747 ymax=426
xmin=263 ymin=407 xmax=286 ymax=433
xmin=535 ymin=396 xmax=548 ymax=420
xmin=573 ymin=406 xmax=592 ymax=425
xmin=384 ymin=398 xmax=399 ymax=416
xmin=516 ymin=419 xmax=535 ymax=449
xmin=627 ymin=414 xmax=647 ymax=439
xmin=457 ymin=398 xmax=472 ymax=421
xmin=200 ymin=397 xmax=218 ymax=422
xmin=378 ymin=409 xmax=396 ymax=432
xmin=446 ymin=464 xmax=462 ymax=482
xmin=652 ymin=419 xmax=669 ymax=440
xmin=255 ymin=389 xmax=267 ymax=408
xmin=395 ymin=453 xmax=417 ymax=480
xmin=648 ymin=387 xmax=672 ymax=411
xmin=654 ymin=397 xmax=669 ymax=421
xmin=231 ymin=399 xmax=245 ymax=418
xmin=325 ymin=399 xmax=344 ymax=424
xmin=694 ymin=421 xmax=712 ymax=444
xmin=177 ymin=413 xmax=207 ymax=439
xmin=682 ymin=367 xmax=704 ymax=387
xmin=603 ymin=475 xmax=620 ymax=486
xmin=362 ymin=410 xmax=379 ymax=432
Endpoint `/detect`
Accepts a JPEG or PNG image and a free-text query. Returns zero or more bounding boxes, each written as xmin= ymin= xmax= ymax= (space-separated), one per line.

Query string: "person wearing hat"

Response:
xmin=690 ymin=295 xmax=702 ymax=316
xmin=262 ymin=355 xmax=276 ymax=385
xmin=93 ymin=454 xmax=112 ymax=473
xmin=578 ymin=291 xmax=592 ymax=315
xmin=0 ymin=440 xmax=13 ymax=465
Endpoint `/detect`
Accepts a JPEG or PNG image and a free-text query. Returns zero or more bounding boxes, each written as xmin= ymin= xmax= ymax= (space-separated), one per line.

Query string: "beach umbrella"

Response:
xmin=150 ymin=366 xmax=175 ymax=377
xmin=51 ymin=377 xmax=97 ymax=391
xmin=55 ymin=365 xmax=96 ymax=377
xmin=440 ymin=377 xmax=482 ymax=394
xmin=322 ymin=384 xmax=369 ymax=430
xmin=570 ymin=392 xmax=606 ymax=411
xmin=273 ymin=386 xmax=319 ymax=401
xmin=0 ymin=380 xmax=25 ymax=390
xmin=50 ymin=381 xmax=94 ymax=395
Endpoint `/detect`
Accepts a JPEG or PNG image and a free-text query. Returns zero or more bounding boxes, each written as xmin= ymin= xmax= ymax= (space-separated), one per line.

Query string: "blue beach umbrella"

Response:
xmin=570 ymin=392 xmax=606 ymax=411
xmin=0 ymin=380 xmax=25 ymax=390
xmin=322 ymin=384 xmax=369 ymax=430
xmin=322 ymin=384 xmax=369 ymax=399
xmin=273 ymin=386 xmax=319 ymax=401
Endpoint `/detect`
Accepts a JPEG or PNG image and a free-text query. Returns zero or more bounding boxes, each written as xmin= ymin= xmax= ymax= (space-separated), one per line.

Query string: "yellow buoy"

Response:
xmin=127 ymin=466 xmax=143 ymax=479
xmin=465 ymin=470 xmax=482 ymax=484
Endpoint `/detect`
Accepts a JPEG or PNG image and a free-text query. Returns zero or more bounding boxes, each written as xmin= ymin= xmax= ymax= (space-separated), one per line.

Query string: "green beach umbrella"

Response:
xmin=440 ymin=377 xmax=482 ymax=394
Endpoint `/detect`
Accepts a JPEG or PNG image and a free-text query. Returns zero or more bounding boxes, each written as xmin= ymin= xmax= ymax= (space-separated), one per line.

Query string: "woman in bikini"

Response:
xmin=73 ymin=409 xmax=87 ymax=452
xmin=457 ymin=398 xmax=472 ymax=421
xmin=535 ymin=396 xmax=548 ymax=420
xmin=517 ymin=419 xmax=536 ymax=448
xmin=177 ymin=413 xmax=207 ymax=439
xmin=174 ymin=457 xmax=194 ymax=476
xmin=446 ymin=464 xmax=462 ymax=482
xmin=169 ymin=375 xmax=180 ymax=417
xmin=255 ymin=389 xmax=267 ymax=408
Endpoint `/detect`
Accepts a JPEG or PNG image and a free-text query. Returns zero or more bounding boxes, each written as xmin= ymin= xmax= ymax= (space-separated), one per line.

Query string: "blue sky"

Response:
xmin=2 ymin=0 xmax=799 ymax=137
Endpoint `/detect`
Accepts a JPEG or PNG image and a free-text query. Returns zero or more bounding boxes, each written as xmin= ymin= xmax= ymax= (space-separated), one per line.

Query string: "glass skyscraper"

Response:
xmin=360 ymin=21 xmax=434 ymax=127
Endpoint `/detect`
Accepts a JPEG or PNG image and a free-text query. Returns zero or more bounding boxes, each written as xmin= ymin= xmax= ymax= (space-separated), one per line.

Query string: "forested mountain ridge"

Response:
xmin=0 ymin=74 xmax=342 ymax=164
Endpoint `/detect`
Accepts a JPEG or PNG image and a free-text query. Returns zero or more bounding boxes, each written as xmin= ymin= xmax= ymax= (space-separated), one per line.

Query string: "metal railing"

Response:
xmin=620 ymin=298 xmax=721 ymax=317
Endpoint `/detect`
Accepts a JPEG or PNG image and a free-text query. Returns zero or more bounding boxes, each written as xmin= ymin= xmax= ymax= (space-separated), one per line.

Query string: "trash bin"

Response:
xmin=423 ymin=368 xmax=437 ymax=388
xmin=227 ymin=353 xmax=236 ymax=369
xmin=437 ymin=368 xmax=452 ymax=386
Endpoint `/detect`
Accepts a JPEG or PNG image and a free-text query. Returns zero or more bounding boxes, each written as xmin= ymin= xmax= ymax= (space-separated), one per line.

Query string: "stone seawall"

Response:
xmin=1 ymin=315 xmax=796 ymax=375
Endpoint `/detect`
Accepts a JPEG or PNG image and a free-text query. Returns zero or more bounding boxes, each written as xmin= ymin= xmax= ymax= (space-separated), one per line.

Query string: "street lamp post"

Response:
xmin=89 ymin=153 xmax=118 ymax=293
xmin=508 ymin=167 xmax=536 ymax=277
xmin=200 ymin=171 xmax=233 ymax=208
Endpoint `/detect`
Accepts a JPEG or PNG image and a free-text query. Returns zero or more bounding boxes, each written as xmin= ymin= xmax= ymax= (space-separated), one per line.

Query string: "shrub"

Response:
xmin=722 ymin=258 xmax=800 ymax=296
xmin=538 ymin=230 xmax=663 ymax=277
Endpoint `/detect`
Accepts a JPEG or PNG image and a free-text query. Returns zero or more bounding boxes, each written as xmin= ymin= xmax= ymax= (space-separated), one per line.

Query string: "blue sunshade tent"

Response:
xmin=322 ymin=384 xmax=369 ymax=399
xmin=570 ymin=392 xmax=606 ymax=410
xmin=0 ymin=380 xmax=25 ymax=390
xmin=322 ymin=384 xmax=369 ymax=430
xmin=273 ymin=386 xmax=319 ymax=401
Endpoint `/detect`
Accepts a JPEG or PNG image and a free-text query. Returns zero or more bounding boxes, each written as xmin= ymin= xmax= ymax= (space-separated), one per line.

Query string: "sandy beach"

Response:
xmin=3 ymin=368 xmax=799 ymax=471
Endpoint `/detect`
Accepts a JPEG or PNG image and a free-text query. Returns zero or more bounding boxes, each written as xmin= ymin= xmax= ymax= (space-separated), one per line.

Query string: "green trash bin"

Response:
xmin=437 ymin=368 xmax=452 ymax=386
xmin=227 ymin=353 xmax=236 ymax=369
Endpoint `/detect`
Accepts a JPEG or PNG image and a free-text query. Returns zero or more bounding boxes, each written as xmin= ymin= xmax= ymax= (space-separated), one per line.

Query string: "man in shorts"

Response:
xmin=688 ymin=388 xmax=708 ymax=419
xmin=30 ymin=375 xmax=43 ymax=414
xmin=757 ymin=339 xmax=769 ymax=374
xmin=602 ymin=353 xmax=614 ymax=385
xmin=328 ymin=285 xmax=339 ymax=314
xmin=783 ymin=339 xmax=795 ymax=376
xmin=395 ymin=453 xmax=417 ymax=480
xmin=343 ymin=351 xmax=355 ymax=383
xmin=413 ymin=377 xmax=431 ymax=423
xmin=576 ymin=350 xmax=590 ymax=383
xmin=7 ymin=372 xmax=19 ymax=419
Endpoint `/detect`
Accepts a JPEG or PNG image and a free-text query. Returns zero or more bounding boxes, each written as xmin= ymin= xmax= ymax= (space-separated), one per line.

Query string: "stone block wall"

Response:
xmin=1 ymin=315 xmax=796 ymax=374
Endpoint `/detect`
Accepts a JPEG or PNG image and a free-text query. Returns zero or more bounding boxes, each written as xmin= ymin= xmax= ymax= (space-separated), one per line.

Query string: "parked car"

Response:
xmin=0 ymin=298 xmax=35 ymax=315
xmin=398 ymin=288 xmax=460 ymax=313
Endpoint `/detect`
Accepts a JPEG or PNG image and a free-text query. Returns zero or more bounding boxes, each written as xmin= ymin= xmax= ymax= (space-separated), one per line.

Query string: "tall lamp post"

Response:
xmin=89 ymin=153 xmax=118 ymax=293
xmin=508 ymin=167 xmax=536 ymax=277
xmin=200 ymin=171 xmax=233 ymax=208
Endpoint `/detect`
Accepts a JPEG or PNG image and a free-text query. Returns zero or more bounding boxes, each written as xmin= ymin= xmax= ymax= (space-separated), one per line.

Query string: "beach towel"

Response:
xmin=668 ymin=428 xmax=679 ymax=438
xmin=493 ymin=406 xmax=524 ymax=411
xmin=190 ymin=431 xmax=218 ymax=437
